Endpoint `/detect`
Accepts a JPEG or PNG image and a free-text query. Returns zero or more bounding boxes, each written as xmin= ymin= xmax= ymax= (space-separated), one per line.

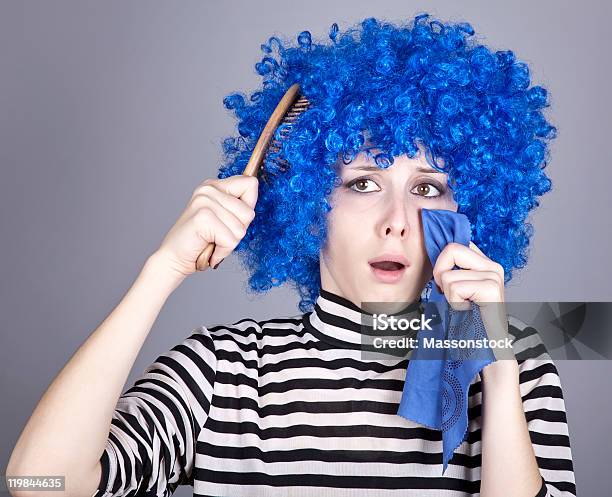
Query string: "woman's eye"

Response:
xmin=347 ymin=178 xmax=380 ymax=193
xmin=412 ymin=183 xmax=443 ymax=198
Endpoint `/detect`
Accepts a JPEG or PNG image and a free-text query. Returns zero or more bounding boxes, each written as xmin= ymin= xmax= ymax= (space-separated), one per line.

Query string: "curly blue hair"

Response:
xmin=217 ymin=13 xmax=557 ymax=313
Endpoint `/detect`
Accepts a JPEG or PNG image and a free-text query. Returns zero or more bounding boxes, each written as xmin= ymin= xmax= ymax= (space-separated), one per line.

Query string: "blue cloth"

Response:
xmin=397 ymin=208 xmax=497 ymax=475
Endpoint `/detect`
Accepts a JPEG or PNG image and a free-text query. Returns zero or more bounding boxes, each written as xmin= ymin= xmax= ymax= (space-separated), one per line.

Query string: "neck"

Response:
xmin=302 ymin=286 xmax=425 ymax=351
xmin=319 ymin=286 xmax=422 ymax=316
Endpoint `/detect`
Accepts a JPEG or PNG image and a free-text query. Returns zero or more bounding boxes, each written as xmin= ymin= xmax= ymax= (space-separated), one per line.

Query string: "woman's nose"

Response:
xmin=379 ymin=197 xmax=411 ymax=240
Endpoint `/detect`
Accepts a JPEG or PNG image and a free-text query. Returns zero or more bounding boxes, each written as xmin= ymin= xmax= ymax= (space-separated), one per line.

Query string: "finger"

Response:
xmin=433 ymin=242 xmax=492 ymax=290
xmin=192 ymin=209 xmax=239 ymax=266
xmin=191 ymin=195 xmax=247 ymax=243
xmin=469 ymin=241 xmax=486 ymax=257
xmin=215 ymin=174 xmax=260 ymax=210
xmin=439 ymin=268 xmax=504 ymax=291
xmin=446 ymin=279 xmax=501 ymax=310
xmin=468 ymin=242 xmax=505 ymax=280
xmin=444 ymin=278 xmax=473 ymax=311
xmin=191 ymin=186 xmax=256 ymax=228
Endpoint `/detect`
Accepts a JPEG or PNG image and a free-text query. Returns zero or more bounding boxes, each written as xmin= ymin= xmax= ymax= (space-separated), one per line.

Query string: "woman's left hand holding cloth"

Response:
xmin=431 ymin=241 xmax=544 ymax=497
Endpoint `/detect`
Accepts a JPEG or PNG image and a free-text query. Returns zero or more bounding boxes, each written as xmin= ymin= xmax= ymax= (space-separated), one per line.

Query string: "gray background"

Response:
xmin=1 ymin=1 xmax=610 ymax=495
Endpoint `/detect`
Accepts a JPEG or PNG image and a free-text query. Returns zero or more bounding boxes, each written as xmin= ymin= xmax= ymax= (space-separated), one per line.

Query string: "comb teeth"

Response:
xmin=262 ymin=95 xmax=311 ymax=181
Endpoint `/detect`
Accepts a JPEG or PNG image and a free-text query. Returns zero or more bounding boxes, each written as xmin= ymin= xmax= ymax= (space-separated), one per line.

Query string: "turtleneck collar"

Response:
xmin=302 ymin=287 xmax=425 ymax=351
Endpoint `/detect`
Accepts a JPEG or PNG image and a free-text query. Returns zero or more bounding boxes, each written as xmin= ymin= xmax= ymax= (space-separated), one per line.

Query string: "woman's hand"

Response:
xmin=154 ymin=175 xmax=259 ymax=279
xmin=432 ymin=241 xmax=512 ymax=355
xmin=432 ymin=241 xmax=505 ymax=309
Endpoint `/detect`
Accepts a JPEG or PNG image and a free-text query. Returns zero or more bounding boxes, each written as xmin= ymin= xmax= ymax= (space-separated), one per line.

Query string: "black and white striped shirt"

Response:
xmin=93 ymin=288 xmax=576 ymax=496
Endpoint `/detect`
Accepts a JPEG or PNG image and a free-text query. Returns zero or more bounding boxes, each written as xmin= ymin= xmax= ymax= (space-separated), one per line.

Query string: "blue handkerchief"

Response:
xmin=397 ymin=208 xmax=496 ymax=474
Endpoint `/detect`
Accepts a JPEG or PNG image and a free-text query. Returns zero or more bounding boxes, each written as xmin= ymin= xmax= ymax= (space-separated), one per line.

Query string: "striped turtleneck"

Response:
xmin=302 ymin=287 xmax=427 ymax=351
xmin=93 ymin=286 xmax=576 ymax=497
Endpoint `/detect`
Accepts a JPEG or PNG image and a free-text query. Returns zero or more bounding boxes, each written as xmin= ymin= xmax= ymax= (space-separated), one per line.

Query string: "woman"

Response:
xmin=7 ymin=13 xmax=576 ymax=497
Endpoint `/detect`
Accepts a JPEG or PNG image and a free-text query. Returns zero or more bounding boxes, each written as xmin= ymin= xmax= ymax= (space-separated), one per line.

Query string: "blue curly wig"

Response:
xmin=217 ymin=13 xmax=557 ymax=313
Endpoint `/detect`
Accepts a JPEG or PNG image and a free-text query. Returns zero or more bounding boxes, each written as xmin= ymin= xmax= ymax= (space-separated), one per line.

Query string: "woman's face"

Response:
xmin=320 ymin=144 xmax=458 ymax=308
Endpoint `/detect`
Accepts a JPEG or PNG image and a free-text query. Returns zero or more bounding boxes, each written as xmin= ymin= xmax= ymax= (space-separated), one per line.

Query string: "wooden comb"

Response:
xmin=195 ymin=83 xmax=311 ymax=271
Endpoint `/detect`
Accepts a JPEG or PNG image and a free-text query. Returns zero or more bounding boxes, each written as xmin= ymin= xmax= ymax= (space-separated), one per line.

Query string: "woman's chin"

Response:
xmin=357 ymin=283 xmax=416 ymax=307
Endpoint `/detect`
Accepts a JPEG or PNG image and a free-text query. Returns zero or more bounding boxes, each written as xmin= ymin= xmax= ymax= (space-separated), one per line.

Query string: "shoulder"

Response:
xmin=507 ymin=314 xmax=553 ymax=362
xmin=506 ymin=314 xmax=566 ymax=395
xmin=200 ymin=313 xmax=306 ymax=348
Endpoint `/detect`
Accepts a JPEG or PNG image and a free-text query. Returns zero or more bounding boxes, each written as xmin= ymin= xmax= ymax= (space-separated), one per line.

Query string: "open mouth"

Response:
xmin=369 ymin=261 xmax=405 ymax=271
xmin=368 ymin=260 xmax=407 ymax=283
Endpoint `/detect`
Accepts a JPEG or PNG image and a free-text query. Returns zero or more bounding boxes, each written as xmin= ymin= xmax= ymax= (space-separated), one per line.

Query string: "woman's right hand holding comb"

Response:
xmin=152 ymin=175 xmax=259 ymax=281
xmin=6 ymin=173 xmax=257 ymax=493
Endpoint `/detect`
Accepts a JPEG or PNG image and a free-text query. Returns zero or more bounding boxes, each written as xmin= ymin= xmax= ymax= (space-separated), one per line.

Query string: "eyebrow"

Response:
xmin=346 ymin=165 xmax=443 ymax=174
